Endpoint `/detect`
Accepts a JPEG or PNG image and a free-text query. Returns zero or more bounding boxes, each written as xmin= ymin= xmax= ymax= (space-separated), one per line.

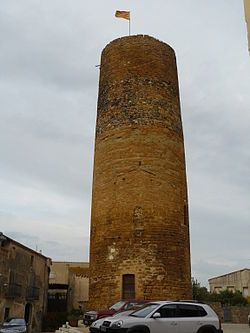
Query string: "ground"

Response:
xmin=222 ymin=323 xmax=249 ymax=333
xmin=41 ymin=323 xmax=250 ymax=333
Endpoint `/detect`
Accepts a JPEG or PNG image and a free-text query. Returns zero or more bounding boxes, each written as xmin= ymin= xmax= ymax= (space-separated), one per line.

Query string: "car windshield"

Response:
xmin=4 ymin=319 xmax=25 ymax=326
xmin=129 ymin=303 xmax=159 ymax=318
xmin=109 ymin=301 xmax=126 ymax=311
xmin=112 ymin=310 xmax=135 ymax=318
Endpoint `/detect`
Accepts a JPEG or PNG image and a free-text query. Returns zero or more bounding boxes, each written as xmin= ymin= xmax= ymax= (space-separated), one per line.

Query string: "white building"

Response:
xmin=209 ymin=268 xmax=250 ymax=298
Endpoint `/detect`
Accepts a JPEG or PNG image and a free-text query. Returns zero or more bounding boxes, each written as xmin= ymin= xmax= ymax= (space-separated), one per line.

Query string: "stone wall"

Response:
xmin=0 ymin=234 xmax=50 ymax=332
xmin=89 ymin=35 xmax=191 ymax=309
xmin=210 ymin=303 xmax=250 ymax=323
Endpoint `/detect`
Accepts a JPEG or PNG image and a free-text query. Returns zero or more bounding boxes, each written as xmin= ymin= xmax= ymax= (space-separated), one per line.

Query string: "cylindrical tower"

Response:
xmin=89 ymin=35 xmax=191 ymax=309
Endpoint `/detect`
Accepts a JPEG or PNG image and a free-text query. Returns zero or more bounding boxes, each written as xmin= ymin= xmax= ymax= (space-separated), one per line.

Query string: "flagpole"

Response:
xmin=115 ymin=10 xmax=131 ymax=35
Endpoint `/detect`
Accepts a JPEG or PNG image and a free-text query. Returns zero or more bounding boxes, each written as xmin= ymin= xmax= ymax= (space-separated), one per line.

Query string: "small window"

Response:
xmin=243 ymin=287 xmax=248 ymax=297
xmin=214 ymin=287 xmax=222 ymax=294
xmin=49 ymin=271 xmax=56 ymax=279
xmin=122 ymin=274 xmax=135 ymax=299
xmin=4 ymin=308 xmax=10 ymax=320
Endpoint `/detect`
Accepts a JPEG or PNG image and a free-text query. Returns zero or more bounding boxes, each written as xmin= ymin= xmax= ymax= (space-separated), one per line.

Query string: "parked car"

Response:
xmin=90 ymin=309 xmax=139 ymax=333
xmin=248 ymin=313 xmax=250 ymax=326
xmin=0 ymin=318 xmax=27 ymax=333
xmin=99 ymin=300 xmax=223 ymax=333
xmin=84 ymin=300 xmax=149 ymax=326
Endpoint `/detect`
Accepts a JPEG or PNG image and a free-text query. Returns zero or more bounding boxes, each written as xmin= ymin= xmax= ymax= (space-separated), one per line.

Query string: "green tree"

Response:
xmin=192 ymin=278 xmax=210 ymax=301
xmin=210 ymin=289 xmax=247 ymax=306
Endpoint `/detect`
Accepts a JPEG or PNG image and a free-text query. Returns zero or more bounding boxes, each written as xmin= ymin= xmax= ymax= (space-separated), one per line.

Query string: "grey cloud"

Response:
xmin=0 ymin=1 xmax=101 ymax=91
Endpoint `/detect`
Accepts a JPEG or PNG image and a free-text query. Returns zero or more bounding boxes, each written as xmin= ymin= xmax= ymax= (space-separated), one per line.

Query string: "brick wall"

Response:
xmin=89 ymin=35 xmax=192 ymax=309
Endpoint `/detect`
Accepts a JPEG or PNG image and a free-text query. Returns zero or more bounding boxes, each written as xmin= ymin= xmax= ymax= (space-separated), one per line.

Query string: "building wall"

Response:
xmin=49 ymin=262 xmax=88 ymax=285
xmin=209 ymin=269 xmax=250 ymax=298
xmin=0 ymin=233 xmax=50 ymax=332
xmin=49 ymin=262 xmax=89 ymax=312
xmin=244 ymin=0 xmax=250 ymax=52
xmin=89 ymin=35 xmax=192 ymax=309
xmin=68 ymin=268 xmax=89 ymax=310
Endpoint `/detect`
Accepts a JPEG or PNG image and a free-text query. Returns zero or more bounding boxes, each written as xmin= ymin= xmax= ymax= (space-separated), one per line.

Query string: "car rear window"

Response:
xmin=178 ymin=304 xmax=207 ymax=317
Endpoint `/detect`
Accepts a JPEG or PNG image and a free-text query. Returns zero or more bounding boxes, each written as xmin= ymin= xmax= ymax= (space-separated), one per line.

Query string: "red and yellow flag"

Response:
xmin=115 ymin=10 xmax=130 ymax=21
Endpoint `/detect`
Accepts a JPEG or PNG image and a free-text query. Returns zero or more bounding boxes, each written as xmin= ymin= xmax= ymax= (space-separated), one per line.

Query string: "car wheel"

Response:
xmin=198 ymin=328 xmax=216 ymax=333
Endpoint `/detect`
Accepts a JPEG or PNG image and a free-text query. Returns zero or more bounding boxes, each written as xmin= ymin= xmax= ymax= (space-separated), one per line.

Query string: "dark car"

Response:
xmin=0 ymin=318 xmax=27 ymax=333
xmin=84 ymin=300 xmax=149 ymax=326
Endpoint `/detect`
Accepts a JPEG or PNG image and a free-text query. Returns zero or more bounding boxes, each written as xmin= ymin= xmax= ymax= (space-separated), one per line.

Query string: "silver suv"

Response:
xmin=100 ymin=301 xmax=223 ymax=333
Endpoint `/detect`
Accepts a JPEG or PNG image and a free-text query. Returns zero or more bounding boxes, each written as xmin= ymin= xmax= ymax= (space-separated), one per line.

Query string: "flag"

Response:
xmin=115 ymin=10 xmax=130 ymax=21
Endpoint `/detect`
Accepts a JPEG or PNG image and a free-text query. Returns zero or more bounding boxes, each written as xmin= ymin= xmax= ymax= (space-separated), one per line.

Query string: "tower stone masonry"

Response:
xmin=89 ymin=35 xmax=192 ymax=309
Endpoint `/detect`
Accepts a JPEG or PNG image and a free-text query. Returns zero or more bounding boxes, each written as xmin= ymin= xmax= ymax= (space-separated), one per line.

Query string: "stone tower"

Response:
xmin=89 ymin=35 xmax=192 ymax=309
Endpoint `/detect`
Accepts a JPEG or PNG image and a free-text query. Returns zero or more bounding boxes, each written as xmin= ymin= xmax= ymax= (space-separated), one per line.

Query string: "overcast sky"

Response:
xmin=1 ymin=0 xmax=249 ymax=287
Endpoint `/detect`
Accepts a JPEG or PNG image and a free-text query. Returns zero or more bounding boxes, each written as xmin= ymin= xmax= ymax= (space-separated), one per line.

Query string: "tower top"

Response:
xmin=102 ymin=34 xmax=175 ymax=54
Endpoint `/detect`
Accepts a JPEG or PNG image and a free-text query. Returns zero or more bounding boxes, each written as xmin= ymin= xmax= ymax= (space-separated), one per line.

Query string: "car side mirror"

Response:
xmin=152 ymin=312 xmax=161 ymax=319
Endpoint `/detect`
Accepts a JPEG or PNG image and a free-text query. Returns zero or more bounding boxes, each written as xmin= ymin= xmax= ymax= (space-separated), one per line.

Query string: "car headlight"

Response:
xmin=111 ymin=320 xmax=123 ymax=329
xmin=85 ymin=312 xmax=97 ymax=320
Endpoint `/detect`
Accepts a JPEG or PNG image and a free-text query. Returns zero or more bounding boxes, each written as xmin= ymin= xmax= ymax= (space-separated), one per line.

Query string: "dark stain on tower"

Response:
xmin=89 ymin=35 xmax=192 ymax=308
